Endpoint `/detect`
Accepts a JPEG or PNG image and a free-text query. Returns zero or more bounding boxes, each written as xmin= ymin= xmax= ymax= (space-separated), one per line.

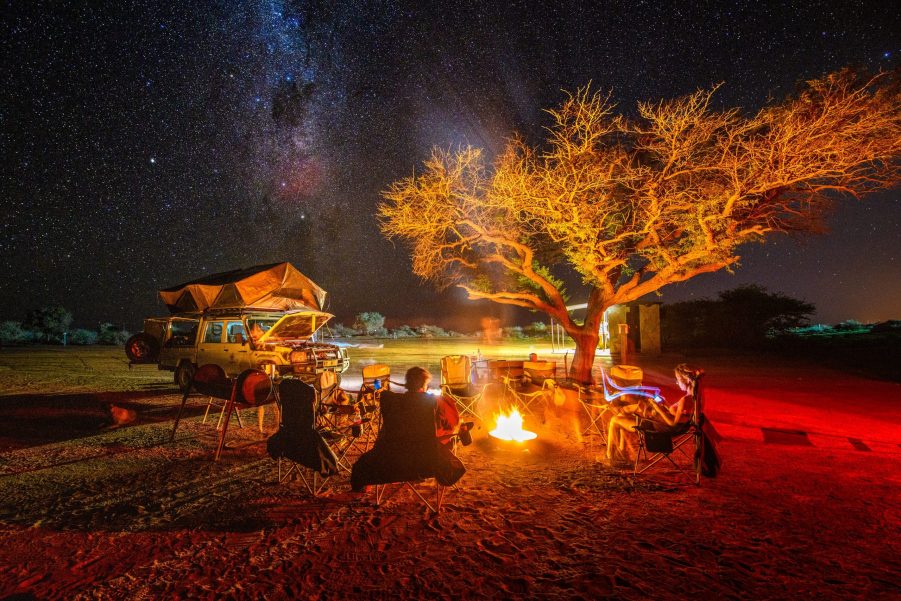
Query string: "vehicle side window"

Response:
xmin=226 ymin=321 xmax=246 ymax=343
xmin=168 ymin=320 xmax=199 ymax=346
xmin=203 ymin=321 xmax=224 ymax=344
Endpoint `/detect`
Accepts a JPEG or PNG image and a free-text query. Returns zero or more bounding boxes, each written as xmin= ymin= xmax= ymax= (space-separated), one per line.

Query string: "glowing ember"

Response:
xmin=489 ymin=407 xmax=537 ymax=442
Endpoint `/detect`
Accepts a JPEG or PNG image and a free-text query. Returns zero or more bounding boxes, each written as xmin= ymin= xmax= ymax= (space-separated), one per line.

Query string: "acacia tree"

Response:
xmin=379 ymin=70 xmax=900 ymax=382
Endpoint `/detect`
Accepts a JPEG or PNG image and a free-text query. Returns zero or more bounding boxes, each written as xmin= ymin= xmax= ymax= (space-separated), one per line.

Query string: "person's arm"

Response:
xmin=648 ymin=395 xmax=685 ymax=427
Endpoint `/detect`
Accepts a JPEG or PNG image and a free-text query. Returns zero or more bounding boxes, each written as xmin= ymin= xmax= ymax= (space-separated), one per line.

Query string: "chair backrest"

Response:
xmin=273 ymin=379 xmax=339 ymax=473
xmin=486 ymin=360 xmax=506 ymax=382
xmin=599 ymin=369 xmax=661 ymax=403
xmin=311 ymin=370 xmax=338 ymax=406
xmin=505 ymin=360 xmax=524 ymax=379
xmin=362 ymin=363 xmax=391 ymax=389
xmin=441 ymin=355 xmax=472 ymax=387
xmin=279 ymin=378 xmax=316 ymax=429
xmin=524 ymin=361 xmax=555 ymax=382
xmin=379 ymin=391 xmax=437 ymax=446
xmin=609 ymin=364 xmax=643 ymax=386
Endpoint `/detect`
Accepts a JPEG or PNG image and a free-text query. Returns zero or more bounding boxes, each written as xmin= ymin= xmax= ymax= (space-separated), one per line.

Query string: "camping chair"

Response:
xmin=633 ymin=369 xmax=705 ymax=484
xmin=359 ymin=363 xmax=390 ymax=430
xmin=524 ymin=360 xmax=556 ymax=386
xmin=503 ymin=375 xmax=557 ymax=417
xmin=268 ymin=378 xmax=340 ymax=496
xmin=579 ymin=370 xmax=662 ymax=444
xmin=440 ymin=355 xmax=487 ymax=420
xmin=360 ymin=363 xmax=391 ymax=398
xmin=578 ymin=385 xmax=613 ymax=443
xmin=315 ymin=371 xmax=376 ymax=471
xmin=352 ymin=390 xmax=466 ymax=514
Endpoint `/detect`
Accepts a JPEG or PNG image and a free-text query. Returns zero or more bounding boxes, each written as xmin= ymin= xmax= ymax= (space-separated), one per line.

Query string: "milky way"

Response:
xmin=2 ymin=1 xmax=899 ymax=330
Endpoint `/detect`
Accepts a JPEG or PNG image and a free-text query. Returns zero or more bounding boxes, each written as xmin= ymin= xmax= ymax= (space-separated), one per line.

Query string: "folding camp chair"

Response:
xmin=269 ymin=378 xmax=339 ymax=496
xmin=352 ymin=390 xmax=466 ymax=514
xmin=315 ymin=371 xmax=376 ymax=471
xmin=524 ymin=360 xmax=556 ymax=386
xmin=578 ymin=370 xmax=662 ymax=442
xmin=503 ymin=375 xmax=557 ymax=417
xmin=440 ymin=355 xmax=487 ymax=420
xmin=359 ymin=363 xmax=390 ymax=430
xmin=578 ymin=385 xmax=613 ymax=443
xmin=360 ymin=363 xmax=391 ymax=398
xmin=633 ymin=369 xmax=705 ymax=485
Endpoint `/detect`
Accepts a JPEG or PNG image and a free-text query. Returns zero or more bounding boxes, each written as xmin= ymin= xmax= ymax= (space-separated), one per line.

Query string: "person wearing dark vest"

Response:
xmin=351 ymin=367 xmax=465 ymax=492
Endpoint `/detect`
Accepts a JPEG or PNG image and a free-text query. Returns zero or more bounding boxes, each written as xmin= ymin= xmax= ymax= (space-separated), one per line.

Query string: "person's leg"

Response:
xmin=607 ymin=415 xmax=627 ymax=459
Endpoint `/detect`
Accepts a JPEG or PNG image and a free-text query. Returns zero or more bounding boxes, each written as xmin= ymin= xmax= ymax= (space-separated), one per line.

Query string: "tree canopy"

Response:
xmin=379 ymin=69 xmax=900 ymax=380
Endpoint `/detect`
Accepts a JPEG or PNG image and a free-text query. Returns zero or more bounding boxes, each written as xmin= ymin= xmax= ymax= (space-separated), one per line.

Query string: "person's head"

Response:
xmin=674 ymin=363 xmax=701 ymax=393
xmin=404 ymin=366 xmax=432 ymax=392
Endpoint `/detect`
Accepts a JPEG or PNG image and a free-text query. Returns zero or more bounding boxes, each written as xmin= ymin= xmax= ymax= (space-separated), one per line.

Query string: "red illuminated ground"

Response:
xmin=0 ymin=346 xmax=899 ymax=599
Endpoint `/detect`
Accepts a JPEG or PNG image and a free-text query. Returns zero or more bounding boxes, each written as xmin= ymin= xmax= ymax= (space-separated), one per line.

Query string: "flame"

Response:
xmin=489 ymin=407 xmax=537 ymax=442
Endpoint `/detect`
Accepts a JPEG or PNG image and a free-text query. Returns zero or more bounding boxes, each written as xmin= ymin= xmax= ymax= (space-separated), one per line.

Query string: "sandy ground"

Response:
xmin=0 ymin=345 xmax=899 ymax=599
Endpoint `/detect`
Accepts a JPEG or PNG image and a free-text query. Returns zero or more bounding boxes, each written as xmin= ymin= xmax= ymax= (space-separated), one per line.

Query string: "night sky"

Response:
xmin=3 ymin=1 xmax=899 ymax=332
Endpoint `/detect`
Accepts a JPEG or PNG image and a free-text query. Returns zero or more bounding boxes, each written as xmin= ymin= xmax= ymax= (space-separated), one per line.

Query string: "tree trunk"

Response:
xmin=570 ymin=330 xmax=600 ymax=384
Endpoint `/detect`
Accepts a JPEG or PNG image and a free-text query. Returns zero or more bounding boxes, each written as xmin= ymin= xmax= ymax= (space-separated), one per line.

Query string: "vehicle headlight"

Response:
xmin=290 ymin=350 xmax=309 ymax=364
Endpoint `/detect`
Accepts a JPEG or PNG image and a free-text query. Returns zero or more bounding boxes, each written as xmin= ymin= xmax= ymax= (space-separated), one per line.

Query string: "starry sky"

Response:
xmin=2 ymin=0 xmax=899 ymax=332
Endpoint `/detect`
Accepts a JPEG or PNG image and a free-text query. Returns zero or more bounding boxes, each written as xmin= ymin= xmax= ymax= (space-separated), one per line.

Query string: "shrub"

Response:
xmin=871 ymin=320 xmax=901 ymax=333
xmin=98 ymin=323 xmax=130 ymax=345
xmin=69 ymin=328 xmax=98 ymax=345
xmin=353 ymin=312 xmax=386 ymax=336
xmin=390 ymin=325 xmax=417 ymax=338
xmin=525 ymin=321 xmax=548 ymax=336
xmin=24 ymin=306 xmax=73 ymax=343
xmin=417 ymin=324 xmax=448 ymax=338
xmin=502 ymin=326 xmax=526 ymax=339
xmin=0 ymin=321 xmax=29 ymax=345
xmin=329 ymin=323 xmax=360 ymax=337
xmin=833 ymin=319 xmax=867 ymax=332
xmin=662 ymin=286 xmax=815 ymax=349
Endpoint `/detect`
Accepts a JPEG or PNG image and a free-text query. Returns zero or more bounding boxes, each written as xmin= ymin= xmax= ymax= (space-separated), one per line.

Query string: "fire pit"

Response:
xmin=489 ymin=407 xmax=537 ymax=442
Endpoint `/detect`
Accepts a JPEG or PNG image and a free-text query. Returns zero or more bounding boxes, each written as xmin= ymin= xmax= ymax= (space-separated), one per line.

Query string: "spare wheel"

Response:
xmin=125 ymin=333 xmax=160 ymax=363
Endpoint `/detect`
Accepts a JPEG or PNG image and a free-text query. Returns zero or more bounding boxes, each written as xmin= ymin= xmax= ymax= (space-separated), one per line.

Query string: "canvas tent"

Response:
xmin=159 ymin=262 xmax=328 ymax=314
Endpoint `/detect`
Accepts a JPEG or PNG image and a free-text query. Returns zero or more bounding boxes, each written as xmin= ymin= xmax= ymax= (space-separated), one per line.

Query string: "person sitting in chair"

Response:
xmin=606 ymin=363 xmax=696 ymax=462
xmin=351 ymin=367 xmax=465 ymax=492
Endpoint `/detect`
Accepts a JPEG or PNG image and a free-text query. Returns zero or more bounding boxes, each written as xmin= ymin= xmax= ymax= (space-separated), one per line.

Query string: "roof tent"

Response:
xmin=158 ymin=262 xmax=328 ymax=314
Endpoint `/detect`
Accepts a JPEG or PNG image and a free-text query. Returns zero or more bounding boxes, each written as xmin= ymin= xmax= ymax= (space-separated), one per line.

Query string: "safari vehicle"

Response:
xmin=125 ymin=263 xmax=349 ymax=391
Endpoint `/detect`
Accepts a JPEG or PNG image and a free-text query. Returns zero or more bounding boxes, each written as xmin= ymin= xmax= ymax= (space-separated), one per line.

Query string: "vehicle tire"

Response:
xmin=125 ymin=333 xmax=160 ymax=363
xmin=175 ymin=361 xmax=196 ymax=393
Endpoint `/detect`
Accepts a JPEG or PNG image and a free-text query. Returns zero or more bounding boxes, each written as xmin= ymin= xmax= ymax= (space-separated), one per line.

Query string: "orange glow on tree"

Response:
xmin=379 ymin=69 xmax=901 ymax=383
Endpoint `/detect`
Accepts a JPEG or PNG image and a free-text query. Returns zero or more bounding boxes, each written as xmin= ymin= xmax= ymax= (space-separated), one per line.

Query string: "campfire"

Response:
xmin=489 ymin=407 xmax=537 ymax=442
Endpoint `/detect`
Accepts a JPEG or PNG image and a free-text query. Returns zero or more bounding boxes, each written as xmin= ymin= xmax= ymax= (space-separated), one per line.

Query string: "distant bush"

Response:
xmin=417 ymin=325 xmax=448 ymax=338
xmin=390 ymin=325 xmax=418 ymax=338
xmin=98 ymin=323 xmax=130 ymax=345
xmin=329 ymin=323 xmax=361 ymax=337
xmin=524 ymin=321 xmax=548 ymax=336
xmin=789 ymin=324 xmax=831 ymax=336
xmin=0 ymin=321 xmax=30 ymax=345
xmin=871 ymin=320 xmax=901 ymax=333
xmin=353 ymin=312 xmax=386 ymax=336
xmin=663 ymin=285 xmax=815 ymax=349
xmin=502 ymin=326 xmax=526 ymax=339
xmin=24 ymin=305 xmax=73 ymax=343
xmin=69 ymin=328 xmax=99 ymax=345
xmin=833 ymin=319 xmax=866 ymax=332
